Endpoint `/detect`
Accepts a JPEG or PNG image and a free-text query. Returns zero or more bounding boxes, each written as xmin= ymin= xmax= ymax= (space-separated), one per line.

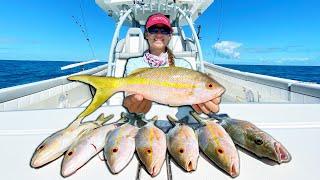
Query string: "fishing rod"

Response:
xmin=213 ymin=0 xmax=224 ymax=64
xmin=71 ymin=15 xmax=96 ymax=60
xmin=62 ymin=0 xmax=98 ymax=71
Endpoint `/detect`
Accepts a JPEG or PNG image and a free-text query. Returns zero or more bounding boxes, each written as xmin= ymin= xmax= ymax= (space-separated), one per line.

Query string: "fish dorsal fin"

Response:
xmin=167 ymin=115 xmax=178 ymax=126
xmin=98 ymin=113 xmax=114 ymax=125
xmin=128 ymin=67 xmax=150 ymax=76
xmin=209 ymin=113 xmax=230 ymax=121
xmin=95 ymin=113 xmax=105 ymax=123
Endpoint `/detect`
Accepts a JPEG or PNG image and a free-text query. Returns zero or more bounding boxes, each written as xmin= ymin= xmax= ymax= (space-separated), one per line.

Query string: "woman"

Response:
xmin=123 ymin=13 xmax=222 ymax=114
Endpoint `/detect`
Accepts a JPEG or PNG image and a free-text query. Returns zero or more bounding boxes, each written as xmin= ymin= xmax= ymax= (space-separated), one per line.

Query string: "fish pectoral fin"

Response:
xmin=102 ymin=114 xmax=115 ymax=124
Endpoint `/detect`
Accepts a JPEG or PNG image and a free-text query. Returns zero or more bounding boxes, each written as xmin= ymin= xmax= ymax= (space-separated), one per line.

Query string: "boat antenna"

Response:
xmin=213 ymin=0 xmax=223 ymax=64
xmin=71 ymin=0 xmax=96 ymax=59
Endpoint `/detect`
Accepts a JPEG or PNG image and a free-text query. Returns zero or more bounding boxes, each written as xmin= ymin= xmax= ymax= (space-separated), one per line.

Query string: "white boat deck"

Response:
xmin=0 ymin=104 xmax=319 ymax=180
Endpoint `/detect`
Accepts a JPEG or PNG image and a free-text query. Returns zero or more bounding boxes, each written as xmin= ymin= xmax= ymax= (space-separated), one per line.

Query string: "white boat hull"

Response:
xmin=0 ymin=104 xmax=319 ymax=180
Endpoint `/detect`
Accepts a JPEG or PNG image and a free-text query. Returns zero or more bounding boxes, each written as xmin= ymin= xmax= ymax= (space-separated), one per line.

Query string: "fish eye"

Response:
xmin=147 ymin=149 xmax=152 ymax=154
xmin=38 ymin=145 xmax=45 ymax=150
xmin=254 ymin=139 xmax=263 ymax=145
xmin=67 ymin=151 xmax=73 ymax=156
xmin=112 ymin=148 xmax=118 ymax=153
xmin=217 ymin=148 xmax=224 ymax=154
xmin=179 ymin=148 xmax=184 ymax=153
xmin=206 ymin=82 xmax=214 ymax=89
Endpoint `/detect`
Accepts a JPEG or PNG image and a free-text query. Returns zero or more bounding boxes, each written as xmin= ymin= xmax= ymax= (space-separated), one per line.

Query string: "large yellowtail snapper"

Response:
xmin=67 ymin=67 xmax=225 ymax=122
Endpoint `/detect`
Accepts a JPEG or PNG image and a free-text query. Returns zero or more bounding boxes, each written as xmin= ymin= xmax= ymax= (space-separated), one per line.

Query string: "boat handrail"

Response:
xmin=0 ymin=64 xmax=108 ymax=103
xmin=204 ymin=62 xmax=320 ymax=98
xmin=60 ymin=59 xmax=99 ymax=70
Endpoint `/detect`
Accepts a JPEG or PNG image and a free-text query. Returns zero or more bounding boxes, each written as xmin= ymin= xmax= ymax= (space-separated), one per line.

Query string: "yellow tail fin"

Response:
xmin=68 ymin=75 xmax=121 ymax=121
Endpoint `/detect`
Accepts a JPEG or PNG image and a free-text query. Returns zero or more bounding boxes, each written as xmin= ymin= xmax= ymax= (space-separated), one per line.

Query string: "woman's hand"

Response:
xmin=191 ymin=97 xmax=221 ymax=114
xmin=123 ymin=94 xmax=152 ymax=114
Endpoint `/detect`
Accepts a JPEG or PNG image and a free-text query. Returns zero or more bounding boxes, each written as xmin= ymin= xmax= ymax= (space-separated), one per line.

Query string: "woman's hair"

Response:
xmin=167 ymin=47 xmax=175 ymax=66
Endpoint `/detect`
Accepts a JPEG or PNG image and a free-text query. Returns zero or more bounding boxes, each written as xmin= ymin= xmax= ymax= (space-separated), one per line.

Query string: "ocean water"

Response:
xmin=218 ymin=64 xmax=320 ymax=84
xmin=0 ymin=60 xmax=105 ymax=89
xmin=0 ymin=60 xmax=319 ymax=89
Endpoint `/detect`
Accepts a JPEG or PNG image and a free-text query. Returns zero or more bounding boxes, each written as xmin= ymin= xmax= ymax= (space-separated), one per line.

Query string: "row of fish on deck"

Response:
xmin=30 ymin=111 xmax=291 ymax=178
xmin=30 ymin=67 xmax=291 ymax=178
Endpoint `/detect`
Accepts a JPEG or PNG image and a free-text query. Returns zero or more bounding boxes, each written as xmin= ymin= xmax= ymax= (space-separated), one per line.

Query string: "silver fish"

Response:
xmin=30 ymin=113 xmax=112 ymax=168
xmin=209 ymin=113 xmax=292 ymax=163
xmin=61 ymin=121 xmax=118 ymax=177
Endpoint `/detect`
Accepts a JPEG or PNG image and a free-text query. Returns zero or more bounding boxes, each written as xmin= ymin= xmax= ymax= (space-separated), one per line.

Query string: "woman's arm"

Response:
xmin=123 ymin=57 xmax=153 ymax=113
xmin=123 ymin=94 xmax=152 ymax=114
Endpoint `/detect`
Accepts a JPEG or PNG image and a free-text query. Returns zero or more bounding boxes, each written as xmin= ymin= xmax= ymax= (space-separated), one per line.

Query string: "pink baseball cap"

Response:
xmin=146 ymin=13 xmax=173 ymax=32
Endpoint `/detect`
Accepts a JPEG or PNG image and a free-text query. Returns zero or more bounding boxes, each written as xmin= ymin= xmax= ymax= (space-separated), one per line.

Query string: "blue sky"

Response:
xmin=0 ymin=0 xmax=319 ymax=65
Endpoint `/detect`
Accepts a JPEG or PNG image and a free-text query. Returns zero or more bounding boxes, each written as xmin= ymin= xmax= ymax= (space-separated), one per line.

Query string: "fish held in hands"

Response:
xmin=67 ymin=67 xmax=225 ymax=120
xmin=166 ymin=115 xmax=199 ymax=172
xmin=209 ymin=113 xmax=292 ymax=164
xmin=104 ymin=123 xmax=139 ymax=174
xmin=135 ymin=120 xmax=166 ymax=177
xmin=191 ymin=112 xmax=240 ymax=177
xmin=30 ymin=113 xmax=112 ymax=168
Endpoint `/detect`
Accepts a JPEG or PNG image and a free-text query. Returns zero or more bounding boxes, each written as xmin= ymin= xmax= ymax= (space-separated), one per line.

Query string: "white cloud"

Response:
xmin=276 ymin=57 xmax=311 ymax=64
xmin=213 ymin=41 xmax=242 ymax=59
xmin=280 ymin=57 xmax=310 ymax=61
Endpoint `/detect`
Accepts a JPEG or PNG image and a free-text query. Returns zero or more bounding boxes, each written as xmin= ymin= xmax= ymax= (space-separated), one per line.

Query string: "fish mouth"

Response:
xmin=61 ymin=166 xmax=74 ymax=177
xmin=229 ymin=162 xmax=240 ymax=177
xmin=30 ymin=157 xmax=41 ymax=168
xmin=148 ymin=159 xmax=163 ymax=177
xmin=149 ymin=165 xmax=158 ymax=177
xmin=61 ymin=159 xmax=78 ymax=177
xmin=215 ymin=86 xmax=226 ymax=98
xmin=274 ymin=142 xmax=292 ymax=163
xmin=185 ymin=160 xmax=196 ymax=172
xmin=30 ymin=154 xmax=48 ymax=168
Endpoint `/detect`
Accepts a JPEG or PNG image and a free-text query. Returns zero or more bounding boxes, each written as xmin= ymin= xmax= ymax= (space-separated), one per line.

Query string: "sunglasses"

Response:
xmin=147 ymin=27 xmax=171 ymax=35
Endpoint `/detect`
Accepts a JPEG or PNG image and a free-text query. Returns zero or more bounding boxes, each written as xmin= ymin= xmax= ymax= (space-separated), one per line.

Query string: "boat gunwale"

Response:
xmin=204 ymin=62 xmax=320 ymax=98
